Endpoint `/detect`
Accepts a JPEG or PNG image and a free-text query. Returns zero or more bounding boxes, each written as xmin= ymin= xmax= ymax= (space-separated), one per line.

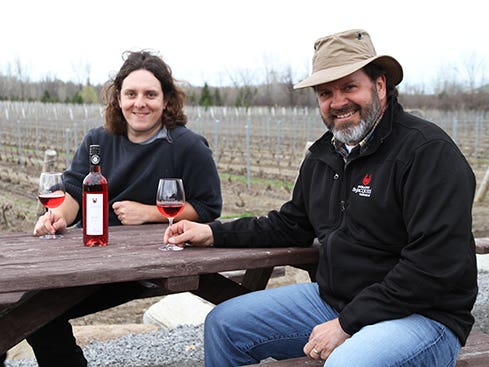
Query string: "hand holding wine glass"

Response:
xmin=38 ymin=172 xmax=66 ymax=239
xmin=156 ymin=178 xmax=186 ymax=251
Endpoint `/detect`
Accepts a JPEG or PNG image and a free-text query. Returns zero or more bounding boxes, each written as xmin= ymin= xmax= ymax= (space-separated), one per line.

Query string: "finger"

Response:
xmin=167 ymin=231 xmax=194 ymax=245
xmin=35 ymin=220 xmax=53 ymax=236
xmin=164 ymin=222 xmax=184 ymax=240
xmin=310 ymin=347 xmax=322 ymax=360
xmin=167 ymin=234 xmax=183 ymax=244
xmin=48 ymin=223 xmax=55 ymax=235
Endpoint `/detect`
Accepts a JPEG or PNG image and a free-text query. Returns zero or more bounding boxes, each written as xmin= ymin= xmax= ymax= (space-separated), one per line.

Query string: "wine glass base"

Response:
xmin=159 ymin=243 xmax=184 ymax=251
xmin=39 ymin=234 xmax=63 ymax=240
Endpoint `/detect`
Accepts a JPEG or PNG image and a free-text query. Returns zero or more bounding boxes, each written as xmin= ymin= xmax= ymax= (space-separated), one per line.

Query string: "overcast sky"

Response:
xmin=2 ymin=0 xmax=487 ymax=90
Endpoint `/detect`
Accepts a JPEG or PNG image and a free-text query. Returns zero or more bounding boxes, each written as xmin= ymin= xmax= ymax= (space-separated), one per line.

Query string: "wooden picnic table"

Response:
xmin=1 ymin=224 xmax=487 ymax=358
xmin=0 ymin=223 xmax=319 ymax=354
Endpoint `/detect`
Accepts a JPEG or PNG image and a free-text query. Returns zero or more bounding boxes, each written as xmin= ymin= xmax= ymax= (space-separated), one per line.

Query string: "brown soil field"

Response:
xmin=1 ymin=159 xmax=488 ymax=237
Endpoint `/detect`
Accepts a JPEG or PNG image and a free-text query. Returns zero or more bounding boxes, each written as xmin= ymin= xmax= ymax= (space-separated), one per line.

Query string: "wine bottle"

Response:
xmin=82 ymin=145 xmax=108 ymax=246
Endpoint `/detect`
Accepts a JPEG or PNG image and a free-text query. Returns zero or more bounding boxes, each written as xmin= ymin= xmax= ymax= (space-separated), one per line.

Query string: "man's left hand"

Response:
xmin=303 ymin=318 xmax=350 ymax=360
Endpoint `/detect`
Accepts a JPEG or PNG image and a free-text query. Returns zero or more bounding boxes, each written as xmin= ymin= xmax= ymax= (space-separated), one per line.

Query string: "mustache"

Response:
xmin=330 ymin=103 xmax=360 ymax=117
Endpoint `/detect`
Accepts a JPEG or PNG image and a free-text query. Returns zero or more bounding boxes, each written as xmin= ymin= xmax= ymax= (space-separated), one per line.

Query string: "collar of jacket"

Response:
xmin=308 ymin=97 xmax=399 ymax=165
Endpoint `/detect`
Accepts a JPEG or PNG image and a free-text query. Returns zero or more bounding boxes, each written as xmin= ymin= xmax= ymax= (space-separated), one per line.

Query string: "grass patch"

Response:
xmin=219 ymin=172 xmax=294 ymax=191
xmin=220 ymin=211 xmax=258 ymax=219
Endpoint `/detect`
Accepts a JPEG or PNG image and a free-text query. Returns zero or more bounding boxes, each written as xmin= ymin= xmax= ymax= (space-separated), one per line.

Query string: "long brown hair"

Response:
xmin=102 ymin=50 xmax=187 ymax=134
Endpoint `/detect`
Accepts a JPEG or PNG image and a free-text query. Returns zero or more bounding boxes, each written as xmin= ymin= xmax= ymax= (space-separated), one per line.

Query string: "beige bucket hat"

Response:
xmin=294 ymin=29 xmax=403 ymax=89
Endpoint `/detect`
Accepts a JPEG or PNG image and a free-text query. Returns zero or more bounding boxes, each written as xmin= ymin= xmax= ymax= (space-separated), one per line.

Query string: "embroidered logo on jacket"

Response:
xmin=352 ymin=173 xmax=373 ymax=197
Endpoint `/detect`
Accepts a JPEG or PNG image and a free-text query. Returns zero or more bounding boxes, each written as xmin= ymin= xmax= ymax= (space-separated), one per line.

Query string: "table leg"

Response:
xmin=0 ymin=285 xmax=100 ymax=354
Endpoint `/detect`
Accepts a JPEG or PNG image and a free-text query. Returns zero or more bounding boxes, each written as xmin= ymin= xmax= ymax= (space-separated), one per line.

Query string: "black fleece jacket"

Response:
xmin=210 ymin=98 xmax=478 ymax=345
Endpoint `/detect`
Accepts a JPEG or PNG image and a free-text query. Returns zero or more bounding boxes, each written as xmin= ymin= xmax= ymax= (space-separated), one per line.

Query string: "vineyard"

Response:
xmin=1 ymin=101 xmax=488 ymax=236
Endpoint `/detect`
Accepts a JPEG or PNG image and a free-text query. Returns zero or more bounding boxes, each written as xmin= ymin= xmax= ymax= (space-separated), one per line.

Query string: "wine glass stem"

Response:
xmin=165 ymin=218 xmax=174 ymax=245
xmin=48 ymin=209 xmax=53 ymax=233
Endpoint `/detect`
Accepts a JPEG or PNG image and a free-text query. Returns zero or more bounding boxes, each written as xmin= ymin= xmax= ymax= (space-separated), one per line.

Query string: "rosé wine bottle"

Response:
xmin=83 ymin=145 xmax=108 ymax=246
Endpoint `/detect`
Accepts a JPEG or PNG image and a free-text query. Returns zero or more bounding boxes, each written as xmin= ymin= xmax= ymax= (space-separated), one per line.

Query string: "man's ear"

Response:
xmin=377 ymin=75 xmax=387 ymax=100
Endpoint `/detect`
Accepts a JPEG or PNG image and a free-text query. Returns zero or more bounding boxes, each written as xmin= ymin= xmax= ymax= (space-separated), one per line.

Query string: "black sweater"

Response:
xmin=64 ymin=125 xmax=222 ymax=226
xmin=210 ymin=99 xmax=477 ymax=345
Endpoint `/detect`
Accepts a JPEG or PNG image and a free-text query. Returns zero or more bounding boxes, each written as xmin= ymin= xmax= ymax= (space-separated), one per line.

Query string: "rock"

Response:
xmin=143 ymin=293 xmax=214 ymax=329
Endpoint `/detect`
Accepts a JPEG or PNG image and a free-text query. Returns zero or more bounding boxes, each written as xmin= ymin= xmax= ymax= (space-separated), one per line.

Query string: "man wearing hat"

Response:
xmin=165 ymin=29 xmax=477 ymax=366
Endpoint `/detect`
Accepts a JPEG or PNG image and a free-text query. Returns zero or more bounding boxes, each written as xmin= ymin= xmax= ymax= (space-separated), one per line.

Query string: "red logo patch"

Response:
xmin=362 ymin=174 xmax=372 ymax=186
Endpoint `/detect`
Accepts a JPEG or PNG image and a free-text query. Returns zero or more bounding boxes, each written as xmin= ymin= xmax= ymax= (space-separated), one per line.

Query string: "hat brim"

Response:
xmin=294 ymin=55 xmax=403 ymax=89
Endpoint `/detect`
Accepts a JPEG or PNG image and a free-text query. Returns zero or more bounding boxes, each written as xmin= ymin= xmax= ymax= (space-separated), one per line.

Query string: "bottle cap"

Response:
xmin=89 ymin=145 xmax=101 ymax=165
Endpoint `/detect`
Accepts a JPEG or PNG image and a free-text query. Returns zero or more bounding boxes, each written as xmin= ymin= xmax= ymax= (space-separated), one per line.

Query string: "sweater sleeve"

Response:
xmin=174 ymin=130 xmax=222 ymax=222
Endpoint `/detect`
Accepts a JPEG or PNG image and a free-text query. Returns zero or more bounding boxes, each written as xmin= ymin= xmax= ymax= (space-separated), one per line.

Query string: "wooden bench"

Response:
xmin=243 ymin=331 xmax=489 ymax=366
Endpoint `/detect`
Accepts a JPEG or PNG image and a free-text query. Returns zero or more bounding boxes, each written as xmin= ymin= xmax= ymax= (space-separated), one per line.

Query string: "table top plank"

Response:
xmin=0 ymin=224 xmax=319 ymax=294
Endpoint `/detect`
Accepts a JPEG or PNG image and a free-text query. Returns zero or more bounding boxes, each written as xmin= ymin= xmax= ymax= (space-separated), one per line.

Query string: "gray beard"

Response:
xmin=331 ymin=118 xmax=372 ymax=145
xmin=328 ymin=87 xmax=382 ymax=145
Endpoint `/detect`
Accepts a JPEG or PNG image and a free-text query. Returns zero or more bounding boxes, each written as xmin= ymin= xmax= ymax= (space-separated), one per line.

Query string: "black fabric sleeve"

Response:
xmin=173 ymin=130 xmax=222 ymax=222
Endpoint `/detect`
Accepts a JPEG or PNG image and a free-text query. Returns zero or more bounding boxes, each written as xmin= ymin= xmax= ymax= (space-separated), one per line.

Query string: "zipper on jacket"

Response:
xmin=325 ymin=155 xmax=358 ymax=296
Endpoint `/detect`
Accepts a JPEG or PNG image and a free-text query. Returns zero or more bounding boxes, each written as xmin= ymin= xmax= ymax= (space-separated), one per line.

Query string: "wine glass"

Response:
xmin=38 ymin=172 xmax=66 ymax=239
xmin=156 ymin=178 xmax=186 ymax=251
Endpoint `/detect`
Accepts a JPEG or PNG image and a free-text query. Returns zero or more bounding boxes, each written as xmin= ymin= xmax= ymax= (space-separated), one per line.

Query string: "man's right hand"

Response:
xmin=164 ymin=220 xmax=214 ymax=247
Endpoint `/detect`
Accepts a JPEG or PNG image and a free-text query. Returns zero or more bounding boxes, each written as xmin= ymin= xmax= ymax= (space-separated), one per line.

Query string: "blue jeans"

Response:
xmin=204 ymin=283 xmax=461 ymax=367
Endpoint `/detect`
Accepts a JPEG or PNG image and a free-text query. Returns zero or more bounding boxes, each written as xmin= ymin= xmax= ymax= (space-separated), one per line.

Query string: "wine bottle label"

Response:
xmin=85 ymin=193 xmax=104 ymax=235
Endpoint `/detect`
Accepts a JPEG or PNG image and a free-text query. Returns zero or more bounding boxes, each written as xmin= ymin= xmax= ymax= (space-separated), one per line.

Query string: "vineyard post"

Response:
xmin=35 ymin=116 xmax=39 ymax=156
xmin=0 ymin=107 xmax=6 ymax=151
xmin=16 ymin=118 xmax=23 ymax=164
xmin=65 ymin=128 xmax=71 ymax=169
xmin=475 ymin=166 xmax=489 ymax=203
xmin=452 ymin=113 xmax=458 ymax=144
xmin=266 ymin=107 xmax=275 ymax=146
xmin=245 ymin=122 xmax=251 ymax=190
xmin=291 ymin=108 xmax=297 ymax=154
xmin=223 ymin=107 xmax=229 ymax=150
xmin=48 ymin=107 xmax=53 ymax=146
xmin=276 ymin=119 xmax=281 ymax=166
xmin=213 ymin=108 xmax=220 ymax=165
xmin=474 ymin=113 xmax=481 ymax=160
xmin=73 ymin=122 xmax=78 ymax=150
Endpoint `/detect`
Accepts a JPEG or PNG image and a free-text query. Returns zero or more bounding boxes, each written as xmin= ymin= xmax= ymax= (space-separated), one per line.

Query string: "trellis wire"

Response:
xmin=1 ymin=102 xmax=488 ymax=190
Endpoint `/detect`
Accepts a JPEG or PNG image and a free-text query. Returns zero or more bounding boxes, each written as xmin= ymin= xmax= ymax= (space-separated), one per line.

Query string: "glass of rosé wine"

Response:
xmin=38 ymin=172 xmax=66 ymax=239
xmin=156 ymin=178 xmax=186 ymax=251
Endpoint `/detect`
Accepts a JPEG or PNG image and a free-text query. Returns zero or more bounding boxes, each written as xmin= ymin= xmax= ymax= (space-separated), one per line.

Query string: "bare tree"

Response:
xmin=71 ymin=60 xmax=92 ymax=86
xmin=227 ymin=68 xmax=258 ymax=107
xmin=461 ymin=53 xmax=487 ymax=92
xmin=13 ymin=58 xmax=31 ymax=100
xmin=279 ymin=66 xmax=296 ymax=106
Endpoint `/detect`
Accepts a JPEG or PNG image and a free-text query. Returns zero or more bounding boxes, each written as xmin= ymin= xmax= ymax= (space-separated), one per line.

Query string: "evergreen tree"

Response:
xmin=213 ymin=88 xmax=223 ymax=106
xmin=199 ymin=82 xmax=213 ymax=108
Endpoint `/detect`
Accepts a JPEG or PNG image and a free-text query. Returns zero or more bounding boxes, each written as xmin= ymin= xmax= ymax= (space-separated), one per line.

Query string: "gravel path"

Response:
xmin=6 ymin=271 xmax=489 ymax=367
xmin=6 ymin=325 xmax=205 ymax=367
